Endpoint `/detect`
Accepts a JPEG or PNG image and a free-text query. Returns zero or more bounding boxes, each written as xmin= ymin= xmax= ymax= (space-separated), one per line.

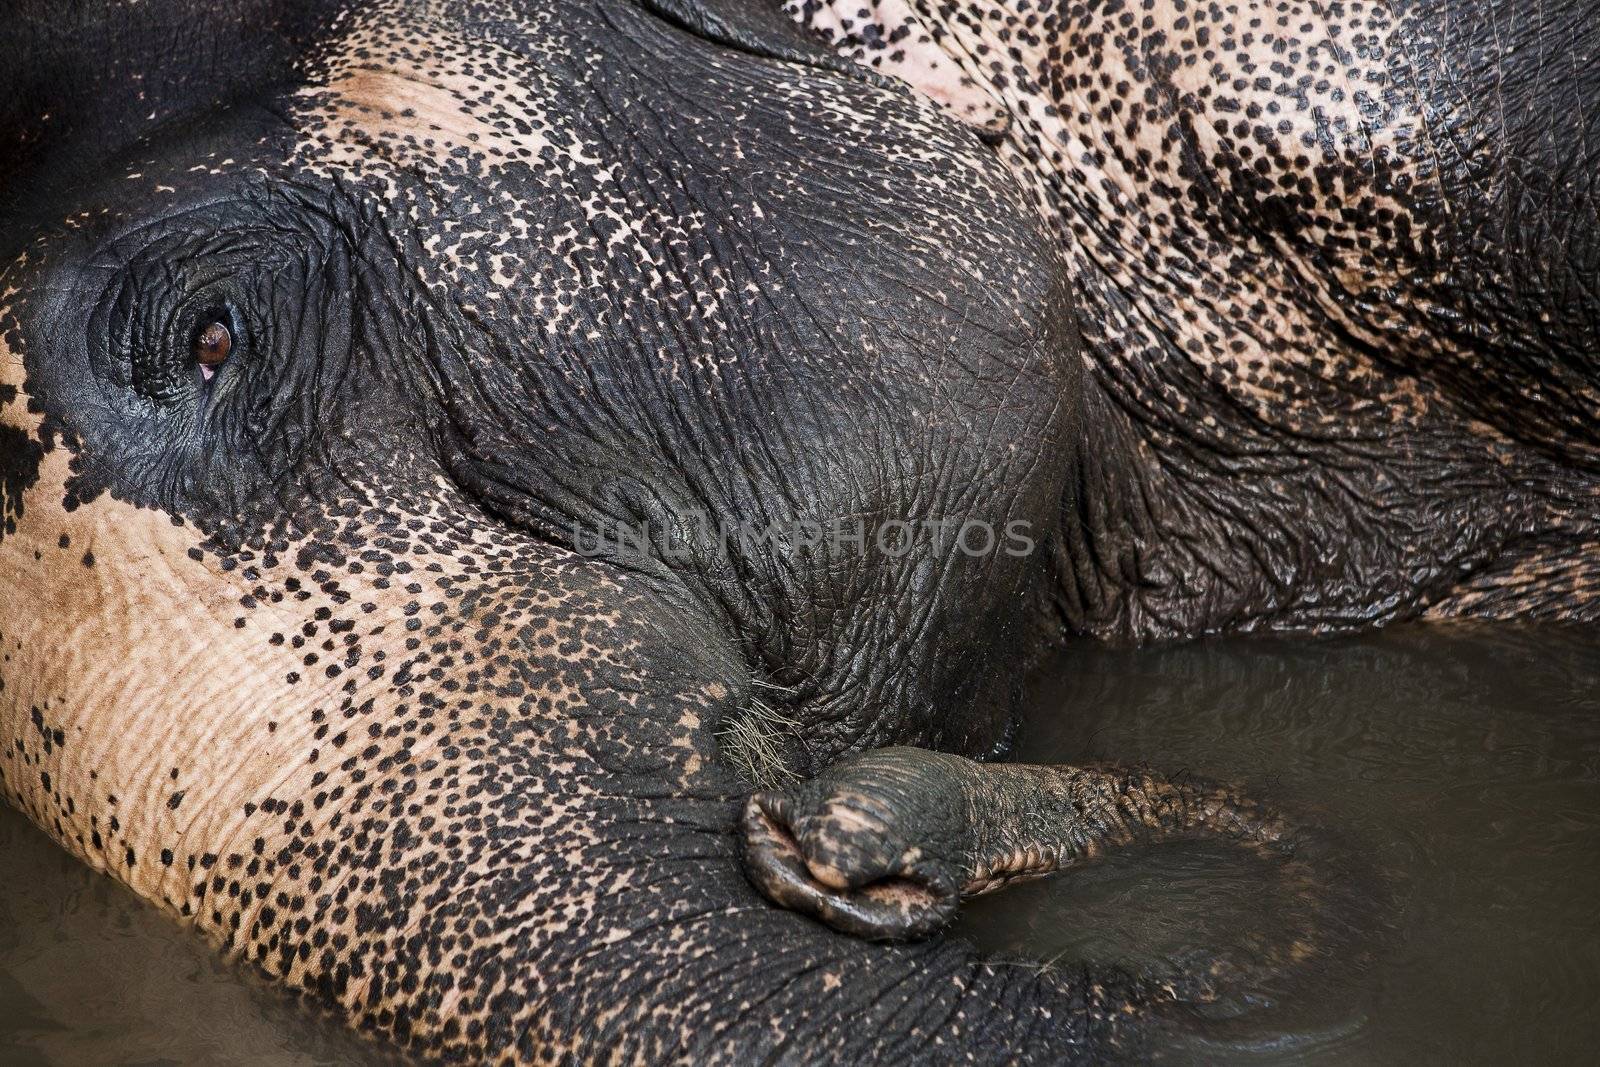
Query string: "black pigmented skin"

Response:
xmin=0 ymin=0 xmax=1596 ymax=1063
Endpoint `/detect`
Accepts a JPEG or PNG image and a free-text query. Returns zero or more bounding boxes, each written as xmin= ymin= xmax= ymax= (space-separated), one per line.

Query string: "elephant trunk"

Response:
xmin=739 ymin=747 xmax=1367 ymax=1027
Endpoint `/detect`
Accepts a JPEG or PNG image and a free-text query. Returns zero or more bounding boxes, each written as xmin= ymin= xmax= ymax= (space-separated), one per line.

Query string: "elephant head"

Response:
xmin=10 ymin=0 xmax=1588 ymax=1060
xmin=0 ymin=0 xmax=1136 ymax=1060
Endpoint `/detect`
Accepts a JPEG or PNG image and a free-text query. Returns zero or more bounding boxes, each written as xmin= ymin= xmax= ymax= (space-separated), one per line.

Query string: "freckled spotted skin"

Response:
xmin=792 ymin=0 xmax=1600 ymax=635
xmin=0 ymin=0 xmax=1595 ymax=1063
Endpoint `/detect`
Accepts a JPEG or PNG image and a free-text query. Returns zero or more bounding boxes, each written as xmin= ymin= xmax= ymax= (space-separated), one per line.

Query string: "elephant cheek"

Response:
xmin=0 ymin=449 xmax=255 ymax=902
xmin=0 ymin=354 xmax=342 ymax=919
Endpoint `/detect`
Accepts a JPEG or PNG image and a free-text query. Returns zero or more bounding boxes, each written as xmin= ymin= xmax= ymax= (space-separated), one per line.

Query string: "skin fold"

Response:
xmin=0 ymin=0 xmax=1595 ymax=1062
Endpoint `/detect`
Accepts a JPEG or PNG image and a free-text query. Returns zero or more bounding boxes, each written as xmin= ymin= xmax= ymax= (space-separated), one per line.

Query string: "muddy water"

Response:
xmin=955 ymin=624 xmax=1600 ymax=1063
xmin=0 ymin=809 xmax=389 ymax=1066
xmin=3 ymin=624 xmax=1599 ymax=1064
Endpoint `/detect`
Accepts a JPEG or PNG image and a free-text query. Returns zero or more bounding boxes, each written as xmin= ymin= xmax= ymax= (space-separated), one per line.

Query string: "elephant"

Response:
xmin=1 ymin=0 xmax=1596 ymax=1062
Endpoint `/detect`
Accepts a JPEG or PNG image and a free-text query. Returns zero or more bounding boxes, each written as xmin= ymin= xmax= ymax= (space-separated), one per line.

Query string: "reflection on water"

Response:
xmin=3 ymin=624 xmax=1598 ymax=1063
xmin=956 ymin=623 xmax=1600 ymax=1063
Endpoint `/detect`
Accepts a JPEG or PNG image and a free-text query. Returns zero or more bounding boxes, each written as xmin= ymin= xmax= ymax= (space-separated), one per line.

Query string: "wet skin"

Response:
xmin=1 ymin=0 xmax=1597 ymax=1063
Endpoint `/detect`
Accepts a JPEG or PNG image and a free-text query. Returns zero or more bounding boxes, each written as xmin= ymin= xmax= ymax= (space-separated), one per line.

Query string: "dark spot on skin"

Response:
xmin=0 ymin=424 xmax=45 ymax=545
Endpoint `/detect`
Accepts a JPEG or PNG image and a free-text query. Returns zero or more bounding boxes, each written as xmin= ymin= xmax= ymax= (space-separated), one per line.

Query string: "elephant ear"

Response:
xmin=0 ymin=0 xmax=329 ymax=218
xmin=641 ymin=0 xmax=1010 ymax=142
xmin=775 ymin=0 xmax=1012 ymax=142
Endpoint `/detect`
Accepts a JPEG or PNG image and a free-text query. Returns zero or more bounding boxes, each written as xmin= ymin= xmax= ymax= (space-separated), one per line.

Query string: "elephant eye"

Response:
xmin=192 ymin=317 xmax=233 ymax=379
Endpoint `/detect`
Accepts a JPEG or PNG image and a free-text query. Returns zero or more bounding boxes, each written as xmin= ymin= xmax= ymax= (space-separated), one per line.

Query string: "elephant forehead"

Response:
xmin=288 ymin=2 xmax=726 ymax=351
xmin=284 ymin=0 xmax=1056 ymax=366
xmin=294 ymin=3 xmax=601 ymax=178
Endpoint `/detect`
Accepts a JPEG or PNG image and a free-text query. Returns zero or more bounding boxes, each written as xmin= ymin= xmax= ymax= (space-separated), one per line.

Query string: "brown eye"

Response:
xmin=193 ymin=319 xmax=232 ymax=372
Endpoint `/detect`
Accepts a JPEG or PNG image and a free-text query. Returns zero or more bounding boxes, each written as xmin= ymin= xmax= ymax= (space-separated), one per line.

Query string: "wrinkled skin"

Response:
xmin=1 ymin=0 xmax=1596 ymax=1062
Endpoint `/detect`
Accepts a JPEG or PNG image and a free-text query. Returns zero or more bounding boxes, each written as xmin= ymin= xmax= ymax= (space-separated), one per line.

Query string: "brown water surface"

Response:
xmin=957 ymin=624 xmax=1600 ymax=1063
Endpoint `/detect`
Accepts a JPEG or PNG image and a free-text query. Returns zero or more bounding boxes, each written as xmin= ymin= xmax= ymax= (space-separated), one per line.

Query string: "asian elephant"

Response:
xmin=1 ymin=0 xmax=1595 ymax=1062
